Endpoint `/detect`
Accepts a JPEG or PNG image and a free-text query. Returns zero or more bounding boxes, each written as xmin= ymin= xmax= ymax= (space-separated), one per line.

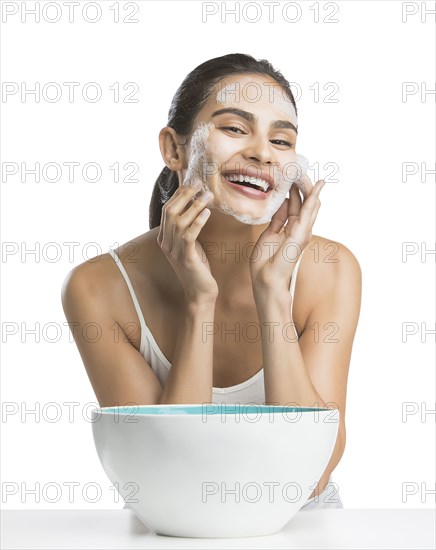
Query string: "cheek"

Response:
xmin=207 ymin=130 xmax=240 ymax=160
xmin=279 ymin=149 xmax=297 ymax=162
xmin=278 ymin=152 xmax=305 ymax=180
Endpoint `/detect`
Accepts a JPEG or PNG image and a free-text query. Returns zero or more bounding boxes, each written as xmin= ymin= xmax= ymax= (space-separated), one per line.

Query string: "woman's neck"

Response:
xmin=196 ymin=209 xmax=270 ymax=302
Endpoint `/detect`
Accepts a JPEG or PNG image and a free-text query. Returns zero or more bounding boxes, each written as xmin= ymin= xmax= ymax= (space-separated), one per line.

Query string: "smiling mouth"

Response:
xmin=222 ymin=174 xmax=272 ymax=193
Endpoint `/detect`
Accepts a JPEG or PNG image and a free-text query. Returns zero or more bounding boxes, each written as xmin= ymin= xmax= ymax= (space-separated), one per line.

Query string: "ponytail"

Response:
xmin=149 ymin=166 xmax=179 ymax=229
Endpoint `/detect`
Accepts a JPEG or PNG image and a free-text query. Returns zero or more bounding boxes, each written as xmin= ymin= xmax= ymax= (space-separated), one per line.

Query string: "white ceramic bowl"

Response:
xmin=91 ymin=404 xmax=339 ymax=538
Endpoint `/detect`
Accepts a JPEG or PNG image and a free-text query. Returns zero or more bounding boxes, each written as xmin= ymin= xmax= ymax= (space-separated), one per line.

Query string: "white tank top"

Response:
xmin=108 ymin=247 xmax=305 ymax=405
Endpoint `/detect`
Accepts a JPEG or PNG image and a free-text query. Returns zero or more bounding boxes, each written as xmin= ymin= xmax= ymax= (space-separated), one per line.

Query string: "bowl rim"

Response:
xmin=91 ymin=404 xmax=339 ymax=416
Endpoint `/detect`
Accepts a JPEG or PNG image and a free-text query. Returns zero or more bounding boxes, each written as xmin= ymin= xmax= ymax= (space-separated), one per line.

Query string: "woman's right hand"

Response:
xmin=157 ymin=178 xmax=218 ymax=303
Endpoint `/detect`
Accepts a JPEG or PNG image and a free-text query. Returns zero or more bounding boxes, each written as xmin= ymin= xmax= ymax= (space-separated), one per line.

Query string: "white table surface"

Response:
xmin=1 ymin=508 xmax=434 ymax=549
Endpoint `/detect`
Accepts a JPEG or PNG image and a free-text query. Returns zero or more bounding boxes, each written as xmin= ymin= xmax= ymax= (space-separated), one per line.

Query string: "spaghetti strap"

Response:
xmin=108 ymin=248 xmax=147 ymax=334
xmin=290 ymin=248 xmax=305 ymax=339
xmin=290 ymin=248 xmax=305 ymax=301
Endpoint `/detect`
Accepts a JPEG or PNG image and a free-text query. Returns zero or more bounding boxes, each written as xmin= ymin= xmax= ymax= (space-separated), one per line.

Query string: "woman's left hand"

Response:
xmin=249 ymin=175 xmax=325 ymax=298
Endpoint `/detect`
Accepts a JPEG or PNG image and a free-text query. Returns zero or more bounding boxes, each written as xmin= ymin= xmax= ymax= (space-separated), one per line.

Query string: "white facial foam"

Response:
xmin=182 ymin=121 xmax=216 ymax=190
xmin=216 ymin=153 xmax=309 ymax=225
xmin=215 ymin=81 xmax=298 ymax=128
xmin=182 ymin=121 xmax=309 ymax=226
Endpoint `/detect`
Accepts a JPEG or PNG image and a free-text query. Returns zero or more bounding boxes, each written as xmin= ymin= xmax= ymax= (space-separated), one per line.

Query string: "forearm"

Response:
xmin=255 ymin=291 xmax=327 ymax=407
xmin=158 ymin=298 xmax=216 ymax=404
xmin=257 ymin=291 xmax=346 ymax=496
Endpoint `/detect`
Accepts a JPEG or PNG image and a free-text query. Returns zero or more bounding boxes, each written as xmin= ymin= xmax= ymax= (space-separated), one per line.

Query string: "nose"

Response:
xmin=242 ymin=132 xmax=274 ymax=166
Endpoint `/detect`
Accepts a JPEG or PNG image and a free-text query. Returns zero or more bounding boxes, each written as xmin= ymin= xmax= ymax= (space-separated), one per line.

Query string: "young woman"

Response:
xmin=62 ymin=53 xmax=361 ymax=508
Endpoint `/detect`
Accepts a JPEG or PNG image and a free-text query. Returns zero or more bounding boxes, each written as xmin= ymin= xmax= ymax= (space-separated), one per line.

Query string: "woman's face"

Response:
xmin=181 ymin=73 xmax=307 ymax=225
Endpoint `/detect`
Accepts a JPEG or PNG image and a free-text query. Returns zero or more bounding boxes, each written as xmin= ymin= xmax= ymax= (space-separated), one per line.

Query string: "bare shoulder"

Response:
xmin=303 ymin=233 xmax=361 ymax=272
xmin=304 ymin=234 xmax=360 ymax=265
xmin=60 ymin=255 xmax=116 ymax=326
xmin=299 ymin=234 xmax=362 ymax=303
xmin=61 ymin=230 xmax=159 ymax=314
xmin=61 ymin=252 xmax=111 ymax=304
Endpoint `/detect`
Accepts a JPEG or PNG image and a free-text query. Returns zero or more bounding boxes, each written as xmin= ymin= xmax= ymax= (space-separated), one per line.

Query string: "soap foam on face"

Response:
xmin=215 ymin=81 xmax=298 ymax=129
xmin=182 ymin=121 xmax=309 ymax=225
xmin=217 ymin=153 xmax=309 ymax=225
xmin=182 ymin=121 xmax=216 ymax=190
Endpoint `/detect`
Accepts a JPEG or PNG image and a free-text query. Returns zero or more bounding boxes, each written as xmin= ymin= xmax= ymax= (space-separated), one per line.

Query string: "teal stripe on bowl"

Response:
xmin=98 ymin=404 xmax=332 ymax=415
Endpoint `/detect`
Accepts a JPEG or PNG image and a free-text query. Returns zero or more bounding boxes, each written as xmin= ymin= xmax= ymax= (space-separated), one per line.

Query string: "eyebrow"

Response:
xmin=211 ymin=107 xmax=298 ymax=135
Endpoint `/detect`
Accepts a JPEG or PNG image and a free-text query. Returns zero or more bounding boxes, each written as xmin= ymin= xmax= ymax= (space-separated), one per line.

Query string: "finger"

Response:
xmin=309 ymin=194 xmax=322 ymax=228
xmin=298 ymin=180 xmax=324 ymax=227
xmin=310 ymin=180 xmax=325 ymax=222
xmin=295 ymin=180 xmax=307 ymax=201
xmin=280 ymin=181 xmax=324 ymax=257
xmin=179 ymin=179 xmax=209 ymax=215
xmin=180 ymin=208 xmax=212 ymax=264
xmin=303 ymin=179 xmax=323 ymax=207
xmin=288 ymin=183 xmax=302 ymax=219
xmin=181 ymin=187 xmax=214 ymax=221
xmin=178 ymin=178 xmax=206 ymax=214
xmin=266 ymin=198 xmax=289 ymax=234
xmin=297 ymin=173 xmax=313 ymax=200
xmin=282 ymin=184 xmax=303 ymax=238
xmin=158 ymin=178 xmax=202 ymax=240
xmin=159 ymin=178 xmax=203 ymax=253
xmin=172 ymin=190 xmax=214 ymax=258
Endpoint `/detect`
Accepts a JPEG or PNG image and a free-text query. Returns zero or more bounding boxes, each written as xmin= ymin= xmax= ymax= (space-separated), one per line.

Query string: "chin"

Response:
xmin=212 ymin=204 xmax=272 ymax=226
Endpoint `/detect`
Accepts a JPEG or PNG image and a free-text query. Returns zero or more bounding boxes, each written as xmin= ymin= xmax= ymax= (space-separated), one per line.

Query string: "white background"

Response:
xmin=1 ymin=0 xmax=435 ymax=511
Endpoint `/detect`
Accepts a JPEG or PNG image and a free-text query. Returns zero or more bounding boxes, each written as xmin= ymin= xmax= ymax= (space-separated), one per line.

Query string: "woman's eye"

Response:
xmin=271 ymin=139 xmax=293 ymax=147
xmin=222 ymin=126 xmax=246 ymax=134
xmin=221 ymin=127 xmax=293 ymax=148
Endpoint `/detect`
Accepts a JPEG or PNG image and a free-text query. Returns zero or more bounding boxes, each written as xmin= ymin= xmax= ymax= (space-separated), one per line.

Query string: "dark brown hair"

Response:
xmin=149 ymin=53 xmax=298 ymax=229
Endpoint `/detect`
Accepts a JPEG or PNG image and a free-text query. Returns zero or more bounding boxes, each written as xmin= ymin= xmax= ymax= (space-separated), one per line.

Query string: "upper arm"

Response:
xmin=61 ymin=263 xmax=163 ymax=408
xmin=298 ymin=241 xmax=362 ymax=448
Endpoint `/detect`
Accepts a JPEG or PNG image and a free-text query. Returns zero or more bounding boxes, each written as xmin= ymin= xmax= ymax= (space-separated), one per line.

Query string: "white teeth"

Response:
xmin=225 ymin=174 xmax=270 ymax=192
